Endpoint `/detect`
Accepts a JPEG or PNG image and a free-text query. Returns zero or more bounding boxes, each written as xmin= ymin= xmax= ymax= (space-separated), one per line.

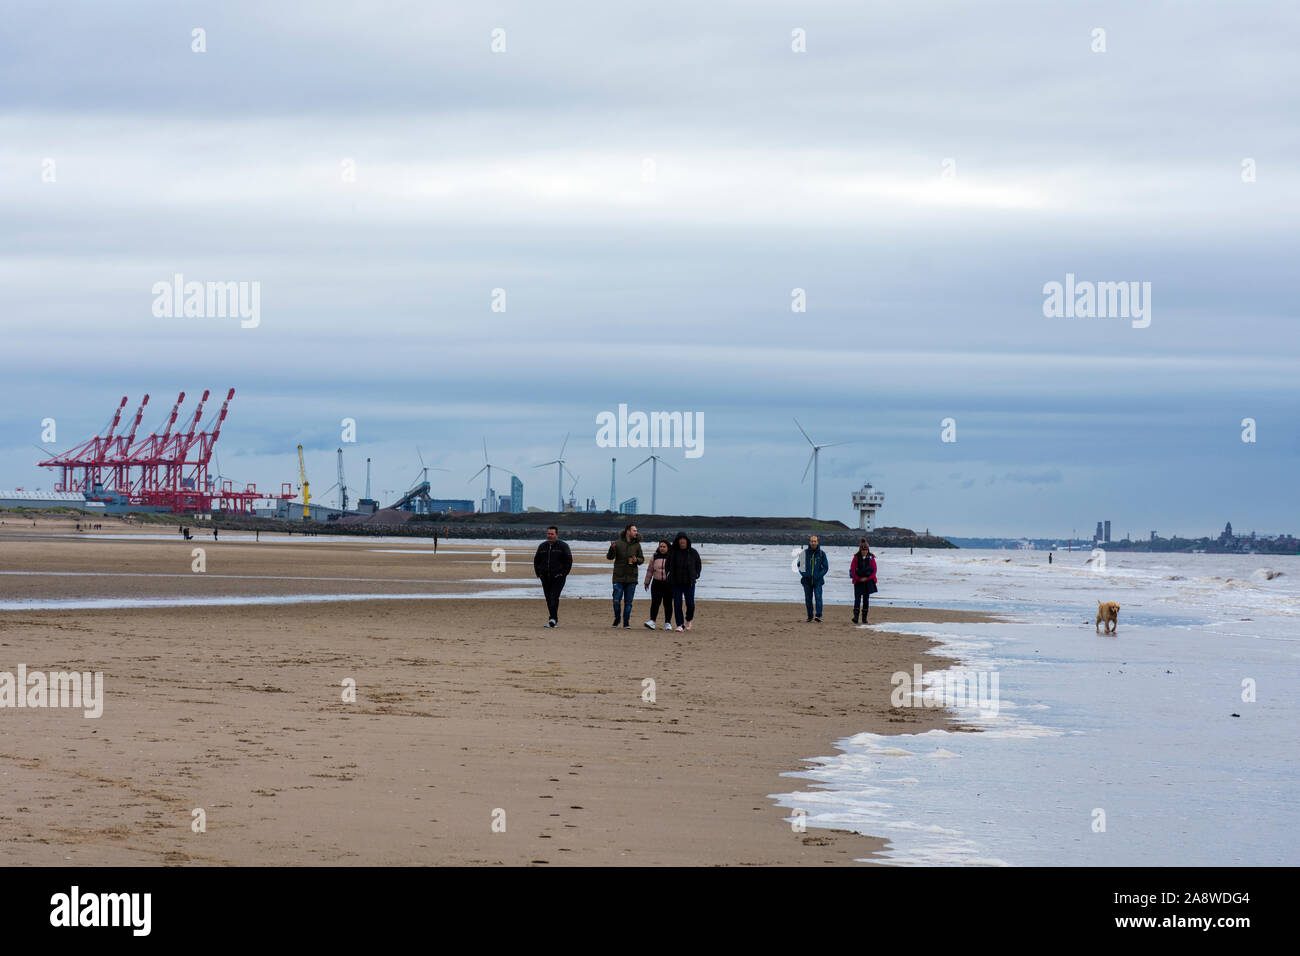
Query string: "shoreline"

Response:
xmin=0 ymin=510 xmax=959 ymax=549
xmin=0 ymin=524 xmax=996 ymax=865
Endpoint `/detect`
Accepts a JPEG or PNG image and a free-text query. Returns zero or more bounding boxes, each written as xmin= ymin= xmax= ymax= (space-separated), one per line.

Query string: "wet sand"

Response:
xmin=0 ymin=518 xmax=994 ymax=865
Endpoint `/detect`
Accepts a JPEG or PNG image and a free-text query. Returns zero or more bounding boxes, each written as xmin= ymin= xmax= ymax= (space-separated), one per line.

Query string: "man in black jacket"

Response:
xmin=533 ymin=526 xmax=573 ymax=627
xmin=665 ymin=532 xmax=702 ymax=631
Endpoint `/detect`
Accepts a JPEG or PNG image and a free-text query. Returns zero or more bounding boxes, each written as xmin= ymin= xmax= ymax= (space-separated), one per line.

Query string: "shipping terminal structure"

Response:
xmin=9 ymin=387 xmax=486 ymax=520
xmin=24 ymin=389 xmax=295 ymax=515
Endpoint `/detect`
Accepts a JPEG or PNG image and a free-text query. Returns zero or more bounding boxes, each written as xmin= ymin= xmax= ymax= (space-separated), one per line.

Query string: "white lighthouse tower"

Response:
xmin=852 ymin=483 xmax=885 ymax=531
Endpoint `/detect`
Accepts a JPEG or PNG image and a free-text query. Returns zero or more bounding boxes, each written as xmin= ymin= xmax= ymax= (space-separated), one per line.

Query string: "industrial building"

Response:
xmin=0 ymin=489 xmax=106 ymax=512
xmin=252 ymin=499 xmax=346 ymax=522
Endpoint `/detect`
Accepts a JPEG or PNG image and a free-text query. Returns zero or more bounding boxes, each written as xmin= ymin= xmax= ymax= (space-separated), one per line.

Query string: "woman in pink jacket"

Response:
xmin=850 ymin=539 xmax=877 ymax=624
xmin=642 ymin=540 xmax=672 ymax=630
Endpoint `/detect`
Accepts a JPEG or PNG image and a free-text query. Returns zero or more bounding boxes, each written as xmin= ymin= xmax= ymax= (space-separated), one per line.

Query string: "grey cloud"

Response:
xmin=1 ymin=0 xmax=1295 ymax=536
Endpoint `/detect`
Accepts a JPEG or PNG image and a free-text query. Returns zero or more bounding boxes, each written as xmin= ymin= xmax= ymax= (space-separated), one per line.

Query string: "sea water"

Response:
xmin=753 ymin=546 xmax=1300 ymax=866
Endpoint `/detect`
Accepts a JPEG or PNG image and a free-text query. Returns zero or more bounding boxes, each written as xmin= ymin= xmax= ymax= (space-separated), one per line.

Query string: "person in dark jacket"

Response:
xmin=606 ymin=524 xmax=644 ymax=628
xmin=665 ymin=531 xmax=702 ymax=631
xmin=850 ymin=539 xmax=878 ymax=624
xmin=798 ymin=534 xmax=829 ymax=622
xmin=642 ymin=540 xmax=672 ymax=629
xmin=533 ymin=525 xmax=573 ymax=627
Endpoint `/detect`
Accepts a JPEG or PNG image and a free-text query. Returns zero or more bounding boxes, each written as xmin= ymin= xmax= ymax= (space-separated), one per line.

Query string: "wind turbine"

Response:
xmin=469 ymin=438 xmax=515 ymax=513
xmin=211 ymin=452 xmax=244 ymax=503
xmin=565 ymin=468 xmax=580 ymax=511
xmin=413 ymin=447 xmax=449 ymax=487
xmin=336 ymin=448 xmax=348 ymax=512
xmin=404 ymin=448 xmax=450 ymax=514
xmin=533 ymin=432 xmax=570 ymax=513
xmin=794 ymin=418 xmax=850 ymax=520
xmin=629 ymin=454 xmax=678 ymax=515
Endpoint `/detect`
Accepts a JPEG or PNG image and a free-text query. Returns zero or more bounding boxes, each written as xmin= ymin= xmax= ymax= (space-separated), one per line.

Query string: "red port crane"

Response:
xmin=38 ymin=388 xmax=294 ymax=515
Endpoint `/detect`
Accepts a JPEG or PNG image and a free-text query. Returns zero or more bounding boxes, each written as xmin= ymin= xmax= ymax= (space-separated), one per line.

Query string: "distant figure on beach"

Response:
xmin=1048 ymin=552 xmax=1053 ymax=564
xmin=797 ymin=534 xmax=829 ymax=623
xmin=643 ymin=540 xmax=672 ymax=630
xmin=607 ymin=523 xmax=644 ymax=629
xmin=851 ymin=539 xmax=877 ymax=625
xmin=665 ymin=532 xmax=702 ymax=632
xmin=533 ymin=525 xmax=573 ymax=628
xmin=255 ymin=529 xmax=259 ymax=542
xmin=213 ymin=527 xmax=218 ymax=541
xmin=434 ymin=530 xmax=438 ymax=553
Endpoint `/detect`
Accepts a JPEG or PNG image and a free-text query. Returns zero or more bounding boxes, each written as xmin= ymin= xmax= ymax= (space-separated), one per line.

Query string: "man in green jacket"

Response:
xmin=607 ymin=523 xmax=644 ymax=629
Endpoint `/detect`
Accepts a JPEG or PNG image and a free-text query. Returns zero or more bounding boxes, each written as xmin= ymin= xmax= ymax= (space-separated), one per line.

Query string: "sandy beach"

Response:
xmin=0 ymin=518 xmax=993 ymax=865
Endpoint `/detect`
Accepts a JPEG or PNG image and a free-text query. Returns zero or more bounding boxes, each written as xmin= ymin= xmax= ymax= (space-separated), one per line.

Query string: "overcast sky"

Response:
xmin=2 ymin=1 xmax=1296 ymax=536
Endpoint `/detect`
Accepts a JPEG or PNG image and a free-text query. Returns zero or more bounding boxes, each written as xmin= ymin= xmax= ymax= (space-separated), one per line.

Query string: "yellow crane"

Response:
xmin=297 ymin=444 xmax=311 ymax=519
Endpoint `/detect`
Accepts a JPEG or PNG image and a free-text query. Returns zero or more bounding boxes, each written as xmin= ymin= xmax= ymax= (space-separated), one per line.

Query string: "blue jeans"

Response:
xmin=612 ymin=581 xmax=636 ymax=623
xmin=802 ymin=580 xmax=823 ymax=618
xmin=672 ymin=582 xmax=696 ymax=627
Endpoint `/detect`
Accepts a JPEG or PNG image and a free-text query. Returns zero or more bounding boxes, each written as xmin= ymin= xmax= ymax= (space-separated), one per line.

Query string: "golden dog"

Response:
xmin=1095 ymin=601 xmax=1120 ymax=634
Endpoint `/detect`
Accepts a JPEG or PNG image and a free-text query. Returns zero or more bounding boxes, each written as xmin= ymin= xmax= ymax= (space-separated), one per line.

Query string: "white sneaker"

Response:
xmin=643 ymin=620 xmax=655 ymax=629
xmin=547 ymin=619 xmax=556 ymax=628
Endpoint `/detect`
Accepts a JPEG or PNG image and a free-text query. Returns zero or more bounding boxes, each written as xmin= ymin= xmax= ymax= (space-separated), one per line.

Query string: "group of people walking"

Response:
xmin=533 ymin=526 xmax=878 ymax=628
xmin=532 ymin=523 xmax=702 ymax=630
xmin=796 ymin=534 xmax=878 ymax=623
